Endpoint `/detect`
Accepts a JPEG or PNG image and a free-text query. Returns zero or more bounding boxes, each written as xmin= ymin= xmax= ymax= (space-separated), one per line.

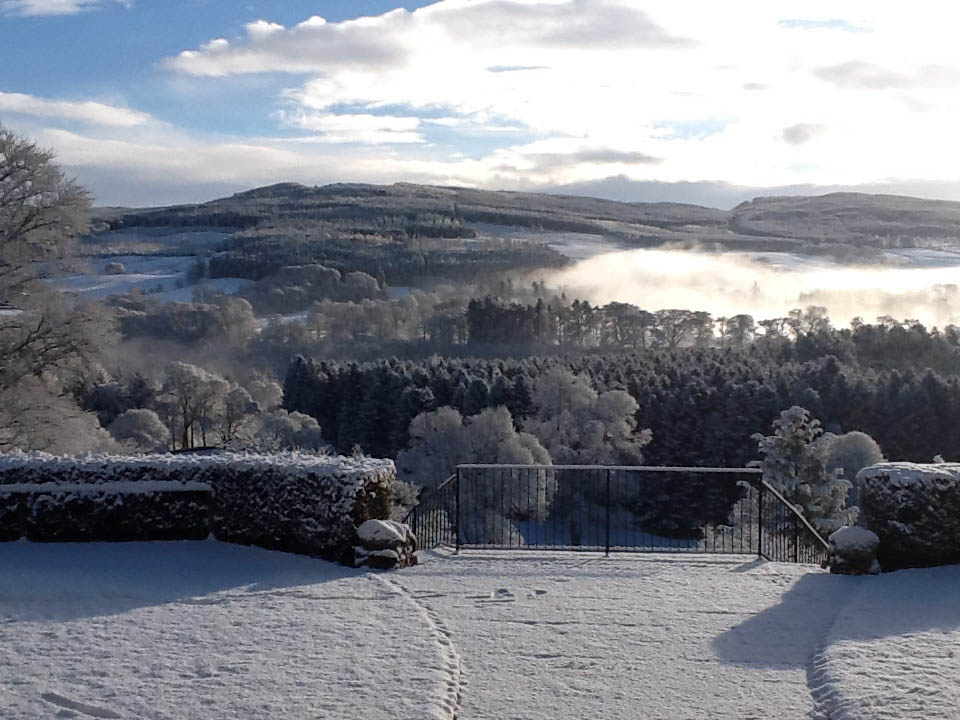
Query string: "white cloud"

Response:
xmin=275 ymin=111 xmax=424 ymax=144
xmin=0 ymin=0 xmax=129 ymax=16
xmin=11 ymin=0 xmax=960 ymax=204
xmin=0 ymin=91 xmax=152 ymax=127
xmin=152 ymin=0 xmax=960 ymax=191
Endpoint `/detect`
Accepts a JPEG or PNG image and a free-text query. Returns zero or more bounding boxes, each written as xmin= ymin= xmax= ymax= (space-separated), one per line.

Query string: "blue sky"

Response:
xmin=2 ymin=1 xmax=959 ymax=207
xmin=0 ymin=2 xmax=434 ymax=135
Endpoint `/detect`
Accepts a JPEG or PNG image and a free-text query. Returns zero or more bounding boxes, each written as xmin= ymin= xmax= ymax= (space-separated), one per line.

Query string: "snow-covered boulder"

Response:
xmin=354 ymin=519 xmax=418 ymax=569
xmin=825 ymin=526 xmax=880 ymax=575
xmin=857 ymin=462 xmax=960 ymax=569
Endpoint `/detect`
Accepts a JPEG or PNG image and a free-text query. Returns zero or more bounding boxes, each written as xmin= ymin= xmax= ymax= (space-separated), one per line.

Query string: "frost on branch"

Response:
xmin=754 ymin=406 xmax=858 ymax=535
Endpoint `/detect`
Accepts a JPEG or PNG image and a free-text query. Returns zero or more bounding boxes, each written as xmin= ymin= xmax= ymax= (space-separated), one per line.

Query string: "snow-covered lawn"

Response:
xmin=2 ymin=542 xmax=957 ymax=719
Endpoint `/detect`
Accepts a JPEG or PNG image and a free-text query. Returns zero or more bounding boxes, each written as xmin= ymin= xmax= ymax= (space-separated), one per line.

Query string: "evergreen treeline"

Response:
xmin=283 ymin=331 xmax=960 ymax=466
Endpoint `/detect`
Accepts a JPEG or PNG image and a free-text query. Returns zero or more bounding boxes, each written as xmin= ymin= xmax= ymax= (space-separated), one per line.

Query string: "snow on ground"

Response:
xmin=2 ymin=542 xmax=954 ymax=719
xmin=810 ymin=564 xmax=960 ymax=720
xmin=53 ymin=255 xmax=251 ymax=303
xmin=401 ymin=551 xmax=849 ymax=720
xmin=0 ymin=542 xmax=450 ymax=720
xmin=472 ymin=223 xmax=627 ymax=260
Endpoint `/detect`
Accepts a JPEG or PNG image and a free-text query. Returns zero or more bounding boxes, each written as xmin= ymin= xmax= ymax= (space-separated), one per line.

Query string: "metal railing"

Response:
xmin=757 ymin=478 xmax=830 ymax=564
xmin=405 ymin=473 xmax=458 ymax=550
xmin=406 ymin=464 xmax=830 ymax=564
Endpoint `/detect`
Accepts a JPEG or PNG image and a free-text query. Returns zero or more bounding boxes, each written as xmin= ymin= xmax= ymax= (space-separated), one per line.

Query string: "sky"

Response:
xmin=3 ymin=0 xmax=960 ymax=207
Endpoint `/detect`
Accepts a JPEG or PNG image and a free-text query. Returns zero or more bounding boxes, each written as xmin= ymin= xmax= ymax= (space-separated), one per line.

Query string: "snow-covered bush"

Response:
xmin=858 ymin=462 xmax=960 ymax=569
xmin=754 ymin=406 xmax=858 ymax=535
xmin=108 ymin=408 xmax=170 ymax=452
xmin=825 ymin=526 xmax=880 ymax=575
xmin=0 ymin=452 xmax=395 ymax=562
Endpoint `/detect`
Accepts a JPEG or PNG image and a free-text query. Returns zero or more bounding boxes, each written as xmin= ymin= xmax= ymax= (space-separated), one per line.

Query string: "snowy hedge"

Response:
xmin=0 ymin=452 xmax=395 ymax=561
xmin=209 ymin=454 xmax=394 ymax=562
xmin=857 ymin=462 xmax=960 ymax=569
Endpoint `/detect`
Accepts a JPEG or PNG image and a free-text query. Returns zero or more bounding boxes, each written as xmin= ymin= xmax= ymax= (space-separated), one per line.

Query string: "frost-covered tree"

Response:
xmin=822 ymin=430 xmax=884 ymax=509
xmin=108 ymin=408 xmax=169 ymax=452
xmin=255 ymin=409 xmax=328 ymax=452
xmin=159 ymin=362 xmax=230 ymax=449
xmin=395 ymin=407 xmax=471 ymax=490
xmin=754 ymin=406 xmax=858 ymax=534
xmin=220 ymin=386 xmax=260 ymax=443
xmin=0 ymin=125 xmax=116 ymax=453
xmin=396 ymin=406 xmax=552 ymax=532
xmin=524 ymin=367 xmax=651 ymax=464
xmin=246 ymin=375 xmax=283 ymax=412
xmin=1 ymin=375 xmax=117 ymax=454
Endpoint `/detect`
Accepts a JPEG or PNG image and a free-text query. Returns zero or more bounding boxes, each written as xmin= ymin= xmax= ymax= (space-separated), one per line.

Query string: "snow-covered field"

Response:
xmin=472 ymin=222 xmax=627 ymax=260
xmin=4 ymin=542 xmax=955 ymax=719
xmin=55 ymin=256 xmax=251 ymax=303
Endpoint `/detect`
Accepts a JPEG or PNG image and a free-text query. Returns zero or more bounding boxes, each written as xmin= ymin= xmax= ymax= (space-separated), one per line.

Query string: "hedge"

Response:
xmin=857 ymin=462 xmax=960 ymax=570
xmin=0 ymin=452 xmax=395 ymax=562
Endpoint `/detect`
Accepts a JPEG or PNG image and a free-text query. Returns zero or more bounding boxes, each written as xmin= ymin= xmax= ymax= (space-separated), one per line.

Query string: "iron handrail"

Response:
xmin=759 ymin=477 xmax=830 ymax=552
xmin=401 ymin=473 xmax=456 ymax=526
xmin=457 ymin=464 xmax=762 ymax=474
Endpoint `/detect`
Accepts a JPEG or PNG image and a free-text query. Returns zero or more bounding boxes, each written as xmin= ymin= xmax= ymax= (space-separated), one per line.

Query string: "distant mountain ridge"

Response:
xmin=94 ymin=182 xmax=960 ymax=252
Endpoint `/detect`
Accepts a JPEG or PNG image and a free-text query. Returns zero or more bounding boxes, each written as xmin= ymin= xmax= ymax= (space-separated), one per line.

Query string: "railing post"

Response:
xmin=455 ymin=466 xmax=461 ymax=555
xmin=757 ymin=477 xmax=764 ymax=560
xmin=794 ymin=514 xmax=800 ymax=563
xmin=605 ymin=468 xmax=611 ymax=557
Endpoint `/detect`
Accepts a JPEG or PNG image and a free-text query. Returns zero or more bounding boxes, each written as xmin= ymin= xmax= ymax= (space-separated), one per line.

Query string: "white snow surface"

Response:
xmin=829 ymin=526 xmax=880 ymax=552
xmin=357 ymin=518 xmax=407 ymax=546
xmin=2 ymin=542 xmax=955 ymax=719
xmin=0 ymin=481 xmax=210 ymax=494
xmin=857 ymin=461 xmax=960 ymax=486
xmin=811 ymin=564 xmax=960 ymax=719
xmin=0 ymin=450 xmax=394 ymax=481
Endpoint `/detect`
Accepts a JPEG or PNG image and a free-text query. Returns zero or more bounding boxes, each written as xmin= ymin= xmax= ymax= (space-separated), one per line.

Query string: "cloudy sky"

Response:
xmin=2 ymin=0 xmax=960 ymax=207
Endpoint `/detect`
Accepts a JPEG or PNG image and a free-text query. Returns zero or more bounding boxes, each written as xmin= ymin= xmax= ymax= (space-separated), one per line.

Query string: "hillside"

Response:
xmin=730 ymin=192 xmax=960 ymax=244
xmin=95 ymin=183 xmax=960 ymax=253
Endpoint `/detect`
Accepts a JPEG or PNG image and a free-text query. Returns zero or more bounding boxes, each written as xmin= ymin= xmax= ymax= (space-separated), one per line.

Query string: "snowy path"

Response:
xmin=400 ymin=551 xmax=851 ymax=720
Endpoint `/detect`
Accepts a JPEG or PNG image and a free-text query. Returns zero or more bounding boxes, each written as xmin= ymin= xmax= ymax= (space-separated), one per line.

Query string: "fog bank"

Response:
xmin=547 ymin=249 xmax=960 ymax=328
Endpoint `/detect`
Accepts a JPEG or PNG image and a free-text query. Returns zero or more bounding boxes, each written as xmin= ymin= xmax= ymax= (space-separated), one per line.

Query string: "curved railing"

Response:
xmin=757 ymin=477 xmax=830 ymax=564
xmin=404 ymin=473 xmax=457 ymax=550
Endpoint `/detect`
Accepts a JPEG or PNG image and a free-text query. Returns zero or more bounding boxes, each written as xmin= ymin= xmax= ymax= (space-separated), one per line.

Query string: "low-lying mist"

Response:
xmin=546 ymin=249 xmax=960 ymax=328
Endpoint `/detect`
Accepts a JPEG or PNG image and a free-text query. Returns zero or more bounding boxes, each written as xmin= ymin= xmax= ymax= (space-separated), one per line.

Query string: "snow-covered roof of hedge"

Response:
xmin=0 ymin=481 xmax=212 ymax=494
xmin=0 ymin=451 xmax=394 ymax=481
xmin=857 ymin=462 xmax=960 ymax=485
